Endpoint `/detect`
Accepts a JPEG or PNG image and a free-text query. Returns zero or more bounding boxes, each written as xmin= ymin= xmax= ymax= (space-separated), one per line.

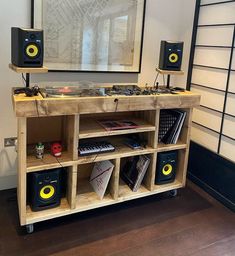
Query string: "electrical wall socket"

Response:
xmin=4 ymin=137 xmax=17 ymax=147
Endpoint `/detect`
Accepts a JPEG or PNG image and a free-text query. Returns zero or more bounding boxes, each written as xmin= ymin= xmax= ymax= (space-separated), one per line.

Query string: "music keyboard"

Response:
xmin=78 ymin=141 xmax=115 ymax=156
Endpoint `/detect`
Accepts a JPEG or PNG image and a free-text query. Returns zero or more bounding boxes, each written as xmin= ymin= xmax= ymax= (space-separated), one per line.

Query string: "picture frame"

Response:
xmin=32 ymin=0 xmax=146 ymax=73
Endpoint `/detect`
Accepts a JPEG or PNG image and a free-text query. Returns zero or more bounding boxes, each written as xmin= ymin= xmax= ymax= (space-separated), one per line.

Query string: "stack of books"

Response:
xmin=121 ymin=155 xmax=150 ymax=192
xmin=158 ymin=109 xmax=186 ymax=144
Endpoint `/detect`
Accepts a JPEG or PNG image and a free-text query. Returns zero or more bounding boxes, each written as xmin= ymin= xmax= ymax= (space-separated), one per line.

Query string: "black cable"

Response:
xmin=21 ymin=73 xmax=26 ymax=87
xmin=153 ymin=72 xmax=160 ymax=87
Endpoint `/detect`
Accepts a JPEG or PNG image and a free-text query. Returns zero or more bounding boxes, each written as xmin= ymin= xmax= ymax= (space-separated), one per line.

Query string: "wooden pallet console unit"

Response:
xmin=12 ymin=90 xmax=200 ymax=232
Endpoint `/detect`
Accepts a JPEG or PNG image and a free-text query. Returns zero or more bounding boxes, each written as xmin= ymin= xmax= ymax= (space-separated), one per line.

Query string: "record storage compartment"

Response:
xmin=13 ymin=91 xmax=200 ymax=232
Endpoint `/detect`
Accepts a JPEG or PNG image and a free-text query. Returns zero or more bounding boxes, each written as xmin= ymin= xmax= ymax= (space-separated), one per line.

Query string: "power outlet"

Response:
xmin=4 ymin=137 xmax=17 ymax=147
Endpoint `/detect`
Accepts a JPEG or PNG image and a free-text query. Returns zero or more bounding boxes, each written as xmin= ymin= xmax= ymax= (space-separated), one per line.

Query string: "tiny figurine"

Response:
xmin=35 ymin=142 xmax=44 ymax=159
xmin=51 ymin=142 xmax=62 ymax=157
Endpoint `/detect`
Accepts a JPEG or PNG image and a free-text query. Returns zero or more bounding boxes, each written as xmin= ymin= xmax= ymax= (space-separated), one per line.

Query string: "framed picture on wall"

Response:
xmin=32 ymin=0 xmax=146 ymax=73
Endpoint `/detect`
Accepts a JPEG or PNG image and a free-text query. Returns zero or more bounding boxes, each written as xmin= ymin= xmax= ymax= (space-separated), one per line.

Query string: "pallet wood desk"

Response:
xmin=12 ymin=90 xmax=200 ymax=232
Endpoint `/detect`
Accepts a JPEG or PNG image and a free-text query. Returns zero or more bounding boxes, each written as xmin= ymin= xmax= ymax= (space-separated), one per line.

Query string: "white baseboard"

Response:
xmin=0 ymin=175 xmax=17 ymax=190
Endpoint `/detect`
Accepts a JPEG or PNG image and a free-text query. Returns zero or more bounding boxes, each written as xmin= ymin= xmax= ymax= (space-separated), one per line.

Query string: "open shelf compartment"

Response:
xmin=79 ymin=110 xmax=157 ymax=139
xmin=77 ymin=133 xmax=156 ymax=164
xmin=153 ymin=149 xmax=187 ymax=192
xmin=75 ymin=159 xmax=118 ymax=211
xmin=25 ymin=166 xmax=74 ymax=224
xmin=118 ymin=153 xmax=155 ymax=200
xmin=157 ymin=108 xmax=191 ymax=148
xmin=26 ymin=115 xmax=78 ymax=171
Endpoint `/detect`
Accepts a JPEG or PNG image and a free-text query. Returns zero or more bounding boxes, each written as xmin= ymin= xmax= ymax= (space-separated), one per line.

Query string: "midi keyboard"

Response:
xmin=78 ymin=141 xmax=115 ymax=156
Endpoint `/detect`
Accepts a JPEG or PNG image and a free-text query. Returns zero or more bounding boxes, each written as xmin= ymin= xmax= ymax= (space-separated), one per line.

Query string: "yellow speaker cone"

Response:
xmin=26 ymin=44 xmax=39 ymax=57
xmin=40 ymin=185 xmax=55 ymax=200
xmin=162 ymin=164 xmax=173 ymax=176
xmin=169 ymin=53 xmax=178 ymax=63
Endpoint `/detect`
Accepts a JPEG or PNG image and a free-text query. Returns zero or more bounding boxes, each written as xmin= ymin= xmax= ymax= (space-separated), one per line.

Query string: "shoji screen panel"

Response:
xmin=188 ymin=0 xmax=235 ymax=162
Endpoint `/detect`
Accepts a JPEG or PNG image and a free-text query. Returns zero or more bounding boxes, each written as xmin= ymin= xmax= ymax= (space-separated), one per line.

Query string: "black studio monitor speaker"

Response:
xmin=11 ymin=27 xmax=43 ymax=67
xmin=28 ymin=168 xmax=62 ymax=211
xmin=159 ymin=40 xmax=183 ymax=71
xmin=155 ymin=151 xmax=178 ymax=185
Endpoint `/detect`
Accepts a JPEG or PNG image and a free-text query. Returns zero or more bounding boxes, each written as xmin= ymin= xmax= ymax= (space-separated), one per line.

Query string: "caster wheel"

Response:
xmin=26 ymin=224 xmax=34 ymax=234
xmin=169 ymin=189 xmax=178 ymax=197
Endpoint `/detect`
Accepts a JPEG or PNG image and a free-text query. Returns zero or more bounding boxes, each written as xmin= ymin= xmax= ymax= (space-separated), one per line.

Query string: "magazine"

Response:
xmin=90 ymin=160 xmax=114 ymax=199
xmin=97 ymin=119 xmax=139 ymax=131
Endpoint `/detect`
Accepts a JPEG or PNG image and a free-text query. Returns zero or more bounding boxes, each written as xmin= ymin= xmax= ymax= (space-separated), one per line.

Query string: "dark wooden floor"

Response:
xmin=0 ymin=182 xmax=234 ymax=256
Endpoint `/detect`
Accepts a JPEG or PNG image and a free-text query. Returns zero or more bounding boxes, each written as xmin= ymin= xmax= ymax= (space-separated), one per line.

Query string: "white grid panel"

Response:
xmin=191 ymin=86 xmax=225 ymax=112
xmin=194 ymin=47 xmax=231 ymax=69
xmin=225 ymin=93 xmax=235 ymax=116
xmin=191 ymin=123 xmax=219 ymax=152
xmin=192 ymin=66 xmax=228 ymax=91
xmin=192 ymin=106 xmax=222 ymax=132
xmin=232 ymin=51 xmax=235 ymax=69
xmin=196 ymin=26 xmax=234 ymax=46
xmin=201 ymin=0 xmax=234 ymax=4
xmin=222 ymin=115 xmax=235 ymax=139
xmin=220 ymin=136 xmax=235 ymax=160
xmin=198 ymin=2 xmax=235 ymax=25
xmin=228 ymin=71 xmax=235 ymax=93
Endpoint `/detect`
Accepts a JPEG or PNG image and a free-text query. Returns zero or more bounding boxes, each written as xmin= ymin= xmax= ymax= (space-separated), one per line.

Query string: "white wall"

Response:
xmin=0 ymin=0 xmax=196 ymax=190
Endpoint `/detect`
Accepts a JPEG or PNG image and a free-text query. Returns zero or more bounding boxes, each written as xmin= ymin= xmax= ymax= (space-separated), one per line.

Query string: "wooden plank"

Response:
xmin=144 ymin=153 xmax=157 ymax=191
xmin=67 ymin=165 xmax=77 ymax=209
xmin=157 ymin=141 xmax=187 ymax=152
xmin=181 ymin=108 xmax=193 ymax=186
xmin=65 ymin=115 xmax=79 ymax=160
xmin=12 ymin=92 xmax=201 ymax=117
xmin=156 ymin=67 xmax=184 ymax=75
xmin=17 ymin=117 xmax=27 ymax=226
xmin=109 ymin=158 xmax=120 ymax=200
xmin=26 ymin=197 xmax=71 ymax=225
xmin=76 ymin=179 xmax=115 ymax=210
xmin=9 ymin=63 xmax=48 ymax=73
xmin=79 ymin=117 xmax=156 ymax=139
xmin=77 ymin=143 xmax=155 ymax=165
xmin=26 ymin=151 xmax=74 ymax=172
xmin=153 ymin=179 xmax=183 ymax=193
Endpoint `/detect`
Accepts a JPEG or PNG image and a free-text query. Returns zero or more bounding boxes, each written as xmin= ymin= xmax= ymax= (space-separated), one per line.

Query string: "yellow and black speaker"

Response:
xmin=158 ymin=41 xmax=183 ymax=71
xmin=28 ymin=168 xmax=61 ymax=211
xmin=155 ymin=151 xmax=178 ymax=184
xmin=11 ymin=27 xmax=43 ymax=67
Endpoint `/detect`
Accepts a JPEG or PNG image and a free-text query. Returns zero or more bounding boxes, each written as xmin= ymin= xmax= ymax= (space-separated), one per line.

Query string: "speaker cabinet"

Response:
xmin=28 ymin=168 xmax=61 ymax=211
xmin=158 ymin=41 xmax=183 ymax=71
xmin=155 ymin=151 xmax=178 ymax=185
xmin=11 ymin=27 xmax=43 ymax=67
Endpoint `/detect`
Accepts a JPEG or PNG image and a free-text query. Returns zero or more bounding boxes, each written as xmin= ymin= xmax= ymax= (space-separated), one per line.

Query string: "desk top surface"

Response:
xmin=12 ymin=89 xmax=200 ymax=117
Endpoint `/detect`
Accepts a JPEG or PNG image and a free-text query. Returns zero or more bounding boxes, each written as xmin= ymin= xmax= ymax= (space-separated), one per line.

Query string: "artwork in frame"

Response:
xmin=32 ymin=0 xmax=146 ymax=72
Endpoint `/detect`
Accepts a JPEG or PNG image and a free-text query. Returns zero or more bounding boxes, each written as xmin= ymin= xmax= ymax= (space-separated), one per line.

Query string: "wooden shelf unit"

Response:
xmin=12 ymin=91 xmax=200 ymax=227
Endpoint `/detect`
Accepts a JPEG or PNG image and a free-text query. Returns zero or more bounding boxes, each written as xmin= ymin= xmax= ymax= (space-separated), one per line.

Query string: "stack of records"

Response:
xmin=121 ymin=155 xmax=150 ymax=192
xmin=158 ymin=109 xmax=186 ymax=144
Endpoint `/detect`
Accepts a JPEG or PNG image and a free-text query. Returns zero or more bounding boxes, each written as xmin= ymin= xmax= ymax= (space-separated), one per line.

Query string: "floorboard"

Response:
xmin=0 ymin=183 xmax=234 ymax=256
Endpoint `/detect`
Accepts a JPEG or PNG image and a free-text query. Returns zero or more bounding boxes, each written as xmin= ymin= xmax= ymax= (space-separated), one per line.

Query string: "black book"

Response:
xmin=158 ymin=110 xmax=178 ymax=143
xmin=121 ymin=155 xmax=150 ymax=192
xmin=164 ymin=110 xmax=186 ymax=144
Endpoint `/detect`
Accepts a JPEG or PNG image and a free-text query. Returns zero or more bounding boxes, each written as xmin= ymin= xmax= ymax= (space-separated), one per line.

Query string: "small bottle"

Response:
xmin=35 ymin=142 xmax=44 ymax=159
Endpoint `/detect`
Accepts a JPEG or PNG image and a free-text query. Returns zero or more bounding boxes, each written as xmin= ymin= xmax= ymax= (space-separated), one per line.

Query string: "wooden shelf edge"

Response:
xmin=9 ymin=63 xmax=48 ymax=73
xmin=156 ymin=67 xmax=184 ymax=75
xmin=157 ymin=142 xmax=187 ymax=152
xmin=25 ymin=180 xmax=184 ymax=225
xmin=25 ymin=197 xmax=70 ymax=224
